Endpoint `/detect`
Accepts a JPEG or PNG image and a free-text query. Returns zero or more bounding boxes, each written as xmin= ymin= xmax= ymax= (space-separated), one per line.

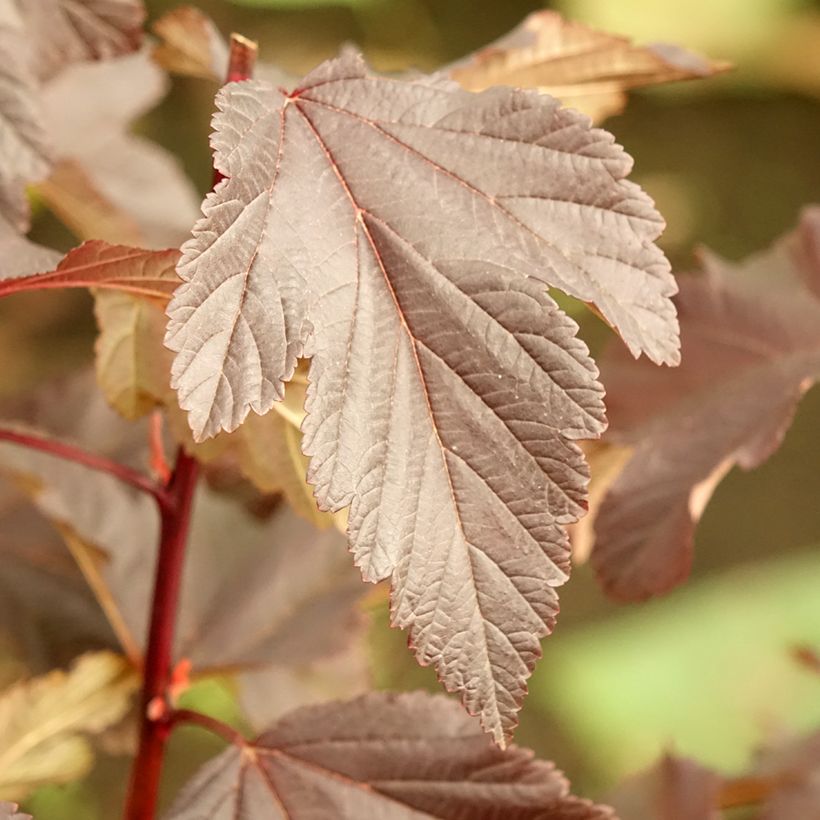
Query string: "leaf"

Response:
xmin=607 ymin=754 xmax=720 ymax=820
xmin=590 ymin=206 xmax=820 ymax=600
xmin=175 ymin=488 xmax=365 ymax=679
xmin=36 ymin=159 xmax=143 ymax=246
xmin=151 ymin=6 xmax=229 ymax=82
xmin=0 ymin=393 xmax=367 ymax=698
xmin=166 ymin=692 xmax=613 ymax=819
xmin=0 ymin=215 xmax=60 ymax=282
xmin=0 ymin=26 xmax=52 ymax=222
xmin=448 ymin=10 xmax=729 ymax=123
xmin=38 ymin=50 xmax=201 ymax=248
xmin=166 ymin=49 xmax=677 ymax=744
xmin=0 ymin=241 xmax=181 ymax=300
xmin=94 ymin=291 xmax=174 ymax=420
xmin=0 ymin=651 xmax=137 ymax=800
xmin=0 ymin=482 xmax=114 ymax=675
xmin=19 ymin=0 xmax=144 ymax=81
xmin=238 ymin=640 xmax=371 ymax=730
xmin=0 ymin=803 xmax=32 ymax=820
xmin=752 ymin=730 xmax=820 ymax=819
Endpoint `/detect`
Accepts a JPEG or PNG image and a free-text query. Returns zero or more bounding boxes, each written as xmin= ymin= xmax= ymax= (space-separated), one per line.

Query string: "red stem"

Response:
xmin=125 ymin=449 xmax=199 ymax=820
xmin=169 ymin=709 xmax=248 ymax=748
xmin=0 ymin=427 xmax=173 ymax=511
xmin=123 ymin=33 xmax=257 ymax=819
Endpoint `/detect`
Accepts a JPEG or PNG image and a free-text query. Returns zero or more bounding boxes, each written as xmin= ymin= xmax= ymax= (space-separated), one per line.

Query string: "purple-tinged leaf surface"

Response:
xmin=167 ymin=49 xmax=678 ymax=744
xmin=591 ymin=207 xmax=820 ymax=600
xmin=19 ymin=0 xmax=144 ymax=81
xmin=166 ymin=692 xmax=614 ymax=820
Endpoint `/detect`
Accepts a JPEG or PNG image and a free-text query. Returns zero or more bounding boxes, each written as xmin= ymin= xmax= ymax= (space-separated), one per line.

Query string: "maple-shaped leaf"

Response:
xmin=607 ymin=754 xmax=721 ymax=819
xmin=166 ymin=49 xmax=678 ymax=744
xmin=19 ymin=0 xmax=144 ymax=81
xmin=0 ymin=651 xmax=137 ymax=800
xmin=448 ymin=11 xmax=729 ymax=123
xmin=590 ymin=206 xmax=820 ymax=600
xmin=166 ymin=692 xmax=613 ymax=820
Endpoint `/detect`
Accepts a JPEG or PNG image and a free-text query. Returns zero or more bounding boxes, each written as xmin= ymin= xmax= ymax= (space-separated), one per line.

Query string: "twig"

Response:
xmin=0 ymin=427 xmax=173 ymax=512
xmin=124 ymin=449 xmax=199 ymax=820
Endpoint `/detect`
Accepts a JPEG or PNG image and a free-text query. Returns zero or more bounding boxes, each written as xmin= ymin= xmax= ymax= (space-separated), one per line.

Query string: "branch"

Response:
xmin=123 ymin=32 xmax=258 ymax=820
xmin=0 ymin=427 xmax=173 ymax=512
xmin=125 ymin=448 xmax=199 ymax=820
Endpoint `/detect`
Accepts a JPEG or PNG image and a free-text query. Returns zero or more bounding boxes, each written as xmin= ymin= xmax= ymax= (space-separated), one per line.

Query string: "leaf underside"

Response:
xmin=166 ymin=50 xmax=678 ymax=744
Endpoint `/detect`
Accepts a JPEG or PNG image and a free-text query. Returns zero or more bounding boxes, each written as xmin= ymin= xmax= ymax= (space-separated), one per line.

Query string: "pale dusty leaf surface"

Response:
xmin=448 ymin=10 xmax=729 ymax=123
xmin=167 ymin=49 xmax=679 ymax=743
xmin=166 ymin=692 xmax=613 ymax=820
xmin=591 ymin=207 xmax=820 ymax=600
xmin=0 ymin=651 xmax=136 ymax=800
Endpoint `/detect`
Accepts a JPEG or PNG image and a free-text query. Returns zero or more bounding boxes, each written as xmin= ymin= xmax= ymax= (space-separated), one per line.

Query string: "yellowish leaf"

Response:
xmin=0 ymin=652 xmax=137 ymax=801
xmin=94 ymin=291 xmax=172 ymax=421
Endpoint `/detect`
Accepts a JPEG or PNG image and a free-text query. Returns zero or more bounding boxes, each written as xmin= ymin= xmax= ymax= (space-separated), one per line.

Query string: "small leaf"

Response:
xmin=20 ymin=0 xmax=144 ymax=81
xmin=0 ymin=651 xmax=137 ymax=801
xmin=151 ymin=6 xmax=229 ymax=82
xmin=94 ymin=291 xmax=173 ymax=420
xmin=167 ymin=48 xmax=677 ymax=744
xmin=448 ymin=10 xmax=730 ymax=123
xmin=591 ymin=206 xmax=820 ymax=600
xmin=166 ymin=692 xmax=613 ymax=819
xmin=38 ymin=50 xmax=201 ymax=248
xmin=0 ymin=26 xmax=52 ymax=222
xmin=0 ymin=241 xmax=181 ymax=300
xmin=607 ymin=754 xmax=720 ymax=820
xmin=36 ymin=160 xmax=143 ymax=246
xmin=0 ymin=802 xmax=32 ymax=820
xmin=0 ymin=215 xmax=60 ymax=282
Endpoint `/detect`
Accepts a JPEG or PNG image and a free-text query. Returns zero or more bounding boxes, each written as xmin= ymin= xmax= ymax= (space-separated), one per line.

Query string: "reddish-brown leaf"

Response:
xmin=19 ymin=0 xmax=144 ymax=81
xmin=0 ymin=241 xmax=180 ymax=300
xmin=448 ymin=10 xmax=729 ymax=123
xmin=167 ymin=48 xmax=678 ymax=744
xmin=151 ymin=5 xmax=228 ymax=82
xmin=166 ymin=692 xmax=613 ymax=820
xmin=608 ymin=754 xmax=720 ymax=819
xmin=591 ymin=207 xmax=820 ymax=600
xmin=39 ymin=50 xmax=200 ymax=248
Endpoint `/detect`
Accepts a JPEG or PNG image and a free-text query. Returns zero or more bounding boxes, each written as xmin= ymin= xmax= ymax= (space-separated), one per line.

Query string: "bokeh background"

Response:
xmin=6 ymin=0 xmax=820 ymax=815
